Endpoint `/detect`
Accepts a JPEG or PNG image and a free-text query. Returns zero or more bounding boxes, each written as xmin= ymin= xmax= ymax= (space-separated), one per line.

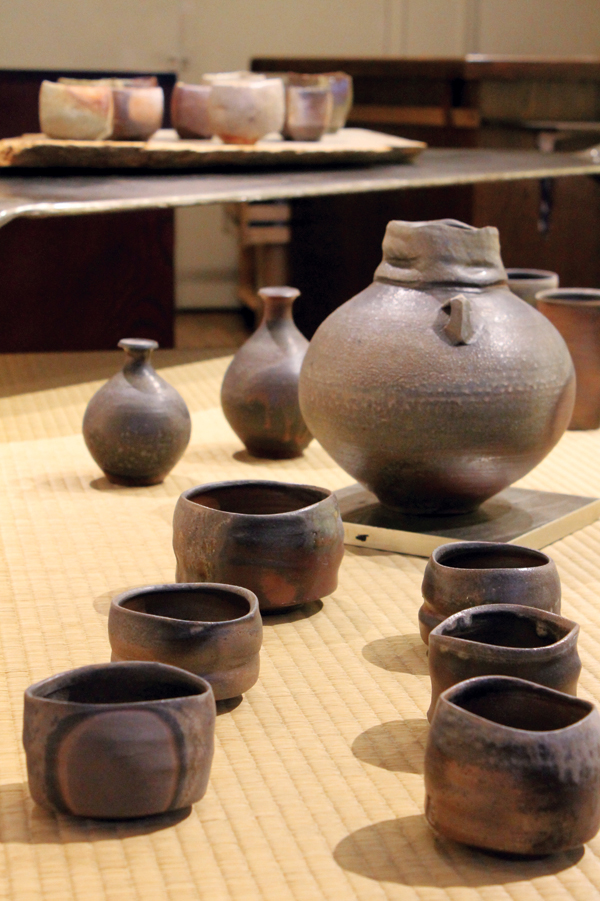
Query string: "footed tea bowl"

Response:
xmin=23 ymin=661 xmax=215 ymax=819
xmin=425 ymin=675 xmax=600 ymax=855
xmin=109 ymin=583 xmax=262 ymax=700
xmin=173 ymin=479 xmax=344 ymax=611
xmin=419 ymin=540 xmax=561 ymax=644
xmin=427 ymin=604 xmax=581 ymax=721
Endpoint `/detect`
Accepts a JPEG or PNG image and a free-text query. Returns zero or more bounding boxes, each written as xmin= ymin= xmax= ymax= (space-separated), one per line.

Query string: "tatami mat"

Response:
xmin=1 ymin=350 xmax=600 ymax=900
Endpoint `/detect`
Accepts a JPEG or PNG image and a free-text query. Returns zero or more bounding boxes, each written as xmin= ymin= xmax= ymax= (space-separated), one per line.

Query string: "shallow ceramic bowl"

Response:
xmin=506 ymin=268 xmax=559 ymax=305
xmin=419 ymin=541 xmax=561 ymax=644
xmin=425 ymin=675 xmax=600 ymax=854
xmin=173 ymin=479 xmax=345 ymax=611
xmin=23 ymin=661 xmax=215 ymax=819
xmin=109 ymin=583 xmax=262 ymax=700
xmin=207 ymin=78 xmax=285 ymax=144
xmin=427 ymin=603 xmax=580 ymax=721
xmin=171 ymin=82 xmax=212 ymax=138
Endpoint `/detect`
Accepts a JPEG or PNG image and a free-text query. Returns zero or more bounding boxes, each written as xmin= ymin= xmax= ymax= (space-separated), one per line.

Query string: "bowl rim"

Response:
xmin=110 ymin=581 xmax=259 ymax=625
xmin=178 ymin=478 xmax=335 ymax=519
xmin=25 ymin=661 xmax=213 ymax=708
xmin=430 ymin=540 xmax=552 ymax=572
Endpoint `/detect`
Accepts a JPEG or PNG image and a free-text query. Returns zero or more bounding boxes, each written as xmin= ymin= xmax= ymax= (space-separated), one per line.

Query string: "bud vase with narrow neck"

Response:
xmin=221 ymin=287 xmax=312 ymax=459
xmin=83 ymin=338 xmax=191 ymax=486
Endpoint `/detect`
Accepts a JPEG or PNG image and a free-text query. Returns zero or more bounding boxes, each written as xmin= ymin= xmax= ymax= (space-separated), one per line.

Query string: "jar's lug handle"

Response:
xmin=442 ymin=294 xmax=476 ymax=346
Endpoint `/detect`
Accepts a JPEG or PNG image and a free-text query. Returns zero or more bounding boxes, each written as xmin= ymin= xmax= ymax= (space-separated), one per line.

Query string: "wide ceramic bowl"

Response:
xmin=173 ymin=479 xmax=344 ymax=611
xmin=23 ymin=661 xmax=215 ymax=819
xmin=425 ymin=675 xmax=600 ymax=854
xmin=427 ymin=603 xmax=580 ymax=721
xmin=207 ymin=78 xmax=285 ymax=144
xmin=419 ymin=540 xmax=561 ymax=644
xmin=109 ymin=582 xmax=262 ymax=700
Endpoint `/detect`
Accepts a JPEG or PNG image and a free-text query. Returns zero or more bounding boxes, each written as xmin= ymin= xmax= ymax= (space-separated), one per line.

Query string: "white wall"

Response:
xmin=1 ymin=0 xmax=600 ymax=308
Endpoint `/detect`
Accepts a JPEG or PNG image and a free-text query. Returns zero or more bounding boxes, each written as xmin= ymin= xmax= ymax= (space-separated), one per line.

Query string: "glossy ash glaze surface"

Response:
xmin=173 ymin=479 xmax=344 ymax=611
xmin=425 ymin=675 xmax=600 ymax=855
xmin=221 ymin=287 xmax=312 ymax=459
xmin=83 ymin=338 xmax=191 ymax=486
xmin=536 ymin=288 xmax=600 ymax=430
xmin=23 ymin=661 xmax=215 ymax=819
xmin=427 ymin=603 xmax=580 ymax=721
xmin=419 ymin=540 xmax=561 ymax=644
xmin=299 ymin=219 xmax=575 ymax=515
xmin=109 ymin=583 xmax=262 ymax=701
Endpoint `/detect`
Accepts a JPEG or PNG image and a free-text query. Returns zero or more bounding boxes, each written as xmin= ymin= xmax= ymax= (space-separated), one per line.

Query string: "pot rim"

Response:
xmin=110 ymin=581 xmax=259 ymax=625
xmin=536 ymin=287 xmax=600 ymax=306
xmin=506 ymin=268 xmax=559 ymax=281
xmin=178 ymin=479 xmax=334 ymax=519
xmin=431 ymin=540 xmax=552 ymax=572
xmin=440 ymin=674 xmax=593 ymax=735
xmin=25 ymin=661 xmax=213 ymax=709
xmin=430 ymin=603 xmax=578 ymax=658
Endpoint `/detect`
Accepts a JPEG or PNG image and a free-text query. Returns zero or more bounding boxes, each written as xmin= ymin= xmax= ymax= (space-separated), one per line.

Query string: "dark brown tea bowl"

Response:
xmin=173 ymin=479 xmax=344 ymax=611
xmin=108 ymin=583 xmax=262 ymax=700
xmin=419 ymin=541 xmax=561 ymax=644
xmin=425 ymin=675 xmax=600 ymax=855
xmin=23 ymin=661 xmax=215 ymax=819
xmin=427 ymin=604 xmax=581 ymax=721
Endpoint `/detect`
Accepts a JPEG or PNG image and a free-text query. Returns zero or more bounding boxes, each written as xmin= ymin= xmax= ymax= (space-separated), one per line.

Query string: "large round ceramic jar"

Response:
xmin=299 ymin=219 xmax=575 ymax=514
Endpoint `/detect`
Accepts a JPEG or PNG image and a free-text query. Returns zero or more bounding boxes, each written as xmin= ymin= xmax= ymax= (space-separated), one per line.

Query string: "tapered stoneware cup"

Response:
xmin=425 ymin=675 xmax=600 ymax=855
xmin=23 ymin=661 xmax=215 ymax=819
xmin=419 ymin=541 xmax=561 ymax=644
xmin=171 ymin=82 xmax=212 ymax=138
xmin=427 ymin=604 xmax=580 ymax=721
xmin=109 ymin=583 xmax=262 ymax=700
xmin=173 ymin=479 xmax=344 ymax=611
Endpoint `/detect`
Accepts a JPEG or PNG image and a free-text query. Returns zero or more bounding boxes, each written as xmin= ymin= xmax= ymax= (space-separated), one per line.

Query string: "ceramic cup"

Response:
xmin=173 ymin=479 xmax=345 ymax=611
xmin=427 ymin=603 xmax=581 ymax=721
xmin=536 ymin=288 xmax=600 ymax=430
xmin=23 ymin=661 xmax=215 ymax=819
xmin=207 ymin=78 xmax=285 ymax=144
xmin=425 ymin=675 xmax=600 ymax=854
xmin=110 ymin=84 xmax=164 ymax=140
xmin=109 ymin=582 xmax=262 ymax=700
xmin=419 ymin=541 xmax=561 ymax=644
xmin=284 ymin=85 xmax=333 ymax=141
xmin=324 ymin=72 xmax=353 ymax=131
xmin=506 ymin=268 xmax=559 ymax=305
xmin=171 ymin=82 xmax=213 ymax=138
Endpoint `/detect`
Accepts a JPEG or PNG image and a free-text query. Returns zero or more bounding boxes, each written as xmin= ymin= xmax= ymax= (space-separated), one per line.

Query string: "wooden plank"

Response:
xmin=0 ymin=128 xmax=426 ymax=170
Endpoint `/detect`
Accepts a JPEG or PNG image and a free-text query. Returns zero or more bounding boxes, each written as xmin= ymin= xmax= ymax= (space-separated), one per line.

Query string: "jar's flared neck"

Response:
xmin=374 ymin=219 xmax=507 ymax=287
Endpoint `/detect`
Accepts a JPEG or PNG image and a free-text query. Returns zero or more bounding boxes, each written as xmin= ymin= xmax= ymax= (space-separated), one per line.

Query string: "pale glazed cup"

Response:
xmin=109 ymin=582 xmax=262 ymax=700
xmin=207 ymin=78 xmax=285 ymax=144
xmin=23 ymin=661 xmax=215 ymax=819
xmin=425 ymin=675 xmax=600 ymax=854
xmin=427 ymin=603 xmax=581 ymax=721
xmin=506 ymin=268 xmax=559 ymax=305
xmin=419 ymin=541 xmax=561 ymax=644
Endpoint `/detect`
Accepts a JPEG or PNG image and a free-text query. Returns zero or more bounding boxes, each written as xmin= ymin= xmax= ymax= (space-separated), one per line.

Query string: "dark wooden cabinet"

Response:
xmin=253 ymin=57 xmax=600 ymax=337
xmin=0 ymin=69 xmax=176 ymax=351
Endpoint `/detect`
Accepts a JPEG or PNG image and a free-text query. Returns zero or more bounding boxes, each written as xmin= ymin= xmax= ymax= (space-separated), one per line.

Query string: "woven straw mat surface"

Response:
xmin=0 ymin=349 xmax=600 ymax=901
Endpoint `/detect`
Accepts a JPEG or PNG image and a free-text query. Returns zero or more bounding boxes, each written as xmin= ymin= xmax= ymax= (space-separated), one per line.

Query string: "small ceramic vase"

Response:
xmin=536 ymin=288 xmax=600 ymax=429
xmin=425 ymin=675 xmax=600 ymax=854
xmin=325 ymin=72 xmax=353 ymax=131
xmin=173 ymin=479 xmax=345 ymax=611
xmin=83 ymin=338 xmax=191 ymax=486
xmin=419 ymin=541 xmax=561 ymax=644
xmin=207 ymin=77 xmax=285 ymax=144
xmin=284 ymin=85 xmax=333 ymax=140
xmin=506 ymin=268 xmax=559 ymax=305
xmin=221 ymin=286 xmax=312 ymax=458
xmin=23 ymin=661 xmax=215 ymax=819
xmin=171 ymin=82 xmax=213 ymax=138
xmin=39 ymin=80 xmax=114 ymax=140
xmin=427 ymin=603 xmax=581 ymax=721
xmin=109 ymin=582 xmax=262 ymax=700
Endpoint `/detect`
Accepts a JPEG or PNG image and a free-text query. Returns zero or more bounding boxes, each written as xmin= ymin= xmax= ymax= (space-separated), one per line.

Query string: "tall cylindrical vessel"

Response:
xmin=299 ymin=219 xmax=575 ymax=515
